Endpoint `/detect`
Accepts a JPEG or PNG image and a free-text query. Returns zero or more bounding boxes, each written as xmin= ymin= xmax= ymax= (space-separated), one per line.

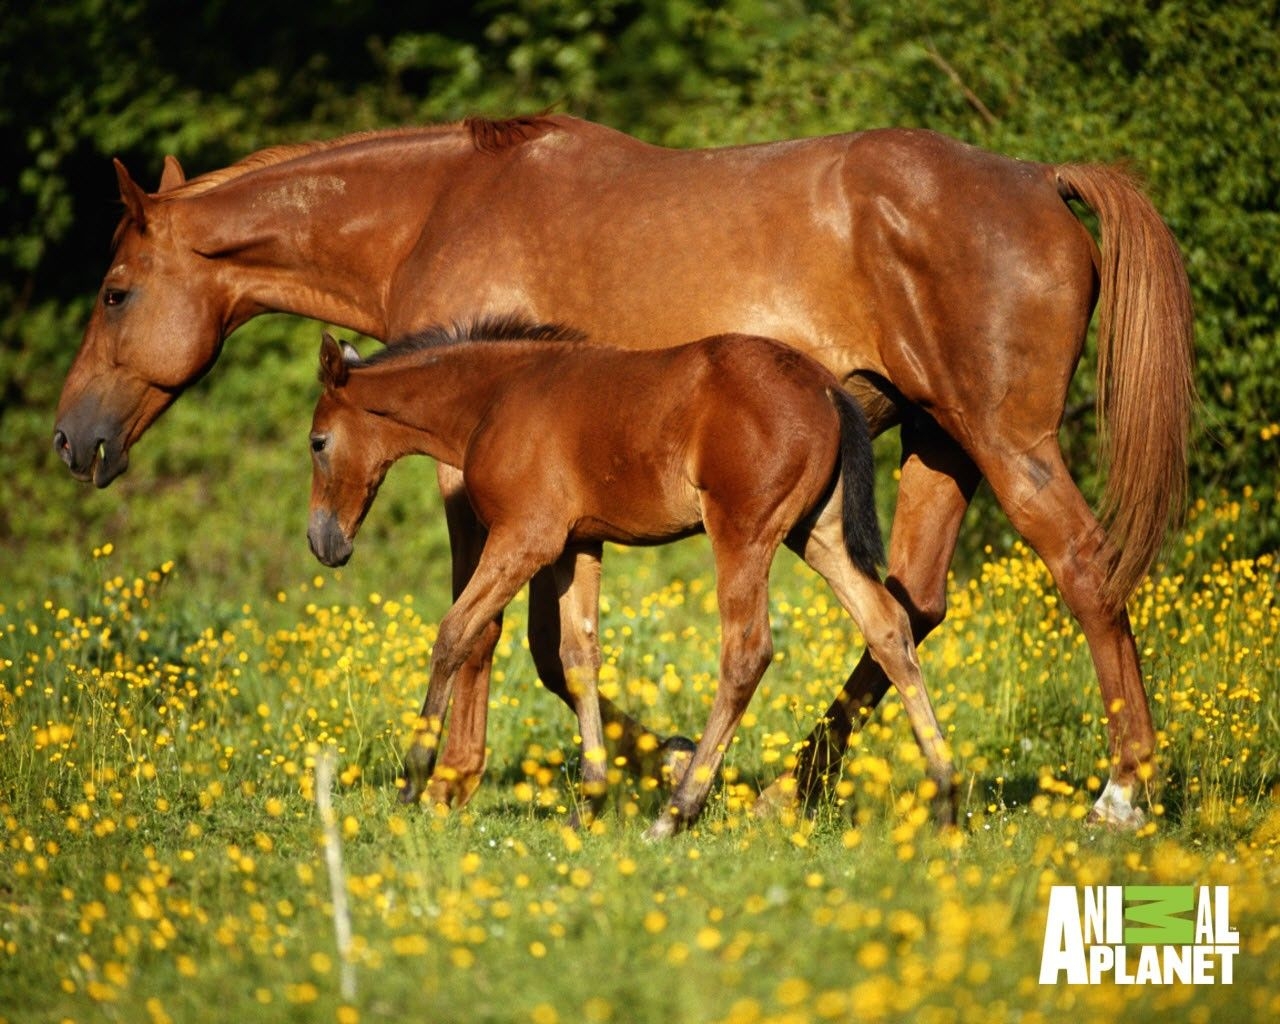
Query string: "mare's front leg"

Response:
xmin=758 ymin=422 xmax=980 ymax=813
xmin=407 ymin=466 xmax=501 ymax=807
xmin=402 ymin=523 xmax=560 ymax=805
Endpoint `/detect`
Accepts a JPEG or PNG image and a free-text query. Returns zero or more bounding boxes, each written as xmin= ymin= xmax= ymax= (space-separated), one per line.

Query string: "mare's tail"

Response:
xmin=829 ymin=388 xmax=885 ymax=578
xmin=1054 ymin=163 xmax=1195 ymax=613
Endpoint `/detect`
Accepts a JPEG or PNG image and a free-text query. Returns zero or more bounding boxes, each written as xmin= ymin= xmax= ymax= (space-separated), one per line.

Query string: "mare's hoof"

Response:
xmin=1086 ymin=804 xmax=1147 ymax=830
xmin=643 ymin=812 xmax=681 ymax=843
xmin=1085 ymin=780 xmax=1147 ymax=831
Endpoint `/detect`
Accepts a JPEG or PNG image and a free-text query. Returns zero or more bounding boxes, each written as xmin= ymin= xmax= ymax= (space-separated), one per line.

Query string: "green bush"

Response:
xmin=3 ymin=0 xmax=1277 ymax=605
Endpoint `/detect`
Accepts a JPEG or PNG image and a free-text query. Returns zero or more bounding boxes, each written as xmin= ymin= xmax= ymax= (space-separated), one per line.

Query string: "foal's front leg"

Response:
xmin=401 ymin=527 xmax=554 ymax=805
xmin=422 ymin=465 xmax=501 ymax=808
xmin=551 ymin=543 xmax=610 ymax=825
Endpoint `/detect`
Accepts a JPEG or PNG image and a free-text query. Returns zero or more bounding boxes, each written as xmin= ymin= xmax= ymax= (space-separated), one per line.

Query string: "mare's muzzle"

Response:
xmin=52 ymin=417 xmax=130 ymax=488
xmin=308 ymin=509 xmax=354 ymax=567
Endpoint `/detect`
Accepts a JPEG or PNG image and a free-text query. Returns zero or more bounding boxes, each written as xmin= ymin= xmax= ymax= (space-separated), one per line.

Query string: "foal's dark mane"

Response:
xmin=360 ymin=315 xmax=587 ymax=369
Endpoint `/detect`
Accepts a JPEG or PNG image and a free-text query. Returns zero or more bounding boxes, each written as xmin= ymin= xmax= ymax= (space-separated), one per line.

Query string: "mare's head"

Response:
xmin=307 ymin=333 xmax=385 ymax=567
xmin=54 ymin=158 xmax=234 ymax=486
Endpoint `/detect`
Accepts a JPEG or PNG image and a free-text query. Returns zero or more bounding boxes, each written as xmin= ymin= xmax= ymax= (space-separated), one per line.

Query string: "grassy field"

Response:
xmin=1 ymin=488 xmax=1277 ymax=1024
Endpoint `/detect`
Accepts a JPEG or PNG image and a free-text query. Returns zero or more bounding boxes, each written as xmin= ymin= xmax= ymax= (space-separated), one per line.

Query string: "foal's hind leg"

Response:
xmin=759 ymin=425 xmax=980 ymax=814
xmin=790 ymin=486 xmax=957 ymax=825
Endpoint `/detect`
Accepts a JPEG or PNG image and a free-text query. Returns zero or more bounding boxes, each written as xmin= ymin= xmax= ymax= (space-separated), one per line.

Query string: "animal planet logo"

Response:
xmin=1040 ymin=886 xmax=1240 ymax=985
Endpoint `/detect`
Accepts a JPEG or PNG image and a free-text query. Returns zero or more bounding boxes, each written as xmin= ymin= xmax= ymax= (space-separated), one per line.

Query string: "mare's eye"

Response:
xmin=310 ymin=435 xmax=328 ymax=454
xmin=103 ymin=288 xmax=128 ymax=308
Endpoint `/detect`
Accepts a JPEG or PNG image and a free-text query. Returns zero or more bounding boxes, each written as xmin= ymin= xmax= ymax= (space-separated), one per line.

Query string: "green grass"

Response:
xmin=1 ymin=490 xmax=1278 ymax=1024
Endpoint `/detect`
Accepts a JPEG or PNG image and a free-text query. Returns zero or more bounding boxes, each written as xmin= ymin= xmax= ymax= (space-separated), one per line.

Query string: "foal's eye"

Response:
xmin=310 ymin=435 xmax=328 ymax=454
xmin=103 ymin=288 xmax=128 ymax=308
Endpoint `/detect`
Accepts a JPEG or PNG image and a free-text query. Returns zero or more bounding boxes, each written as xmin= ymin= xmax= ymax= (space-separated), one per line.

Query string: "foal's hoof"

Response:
xmin=657 ymin=736 xmax=696 ymax=788
xmin=412 ymin=769 xmax=484 ymax=811
xmin=398 ymin=742 xmax=438 ymax=805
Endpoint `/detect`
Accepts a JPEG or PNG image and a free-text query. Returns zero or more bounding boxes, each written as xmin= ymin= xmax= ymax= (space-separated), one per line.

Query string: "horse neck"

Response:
xmin=171 ymin=131 xmax=475 ymax=339
xmin=346 ymin=342 xmax=550 ymax=466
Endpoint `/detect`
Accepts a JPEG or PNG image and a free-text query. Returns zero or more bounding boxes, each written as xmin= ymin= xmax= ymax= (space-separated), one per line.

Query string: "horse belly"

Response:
xmin=566 ymin=450 xmax=703 ymax=546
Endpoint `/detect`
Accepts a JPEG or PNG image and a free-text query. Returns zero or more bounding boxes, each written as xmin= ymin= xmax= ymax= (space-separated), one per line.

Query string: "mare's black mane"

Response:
xmin=361 ymin=314 xmax=586 ymax=368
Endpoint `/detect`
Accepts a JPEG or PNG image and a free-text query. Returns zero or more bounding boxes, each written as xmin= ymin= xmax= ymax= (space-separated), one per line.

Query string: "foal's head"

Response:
xmin=307 ymin=333 xmax=384 ymax=567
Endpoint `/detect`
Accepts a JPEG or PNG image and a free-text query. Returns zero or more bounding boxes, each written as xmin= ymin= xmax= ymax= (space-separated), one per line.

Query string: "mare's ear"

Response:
xmin=319 ymin=332 xmax=351 ymax=389
xmin=158 ymin=155 xmax=186 ymax=193
xmin=113 ymin=159 xmax=152 ymax=232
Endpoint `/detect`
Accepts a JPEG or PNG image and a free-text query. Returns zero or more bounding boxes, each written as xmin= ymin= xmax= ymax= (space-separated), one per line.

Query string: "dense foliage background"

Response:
xmin=2 ymin=0 xmax=1277 ymax=606
xmin=1 ymin=10 xmax=1278 ymax=1021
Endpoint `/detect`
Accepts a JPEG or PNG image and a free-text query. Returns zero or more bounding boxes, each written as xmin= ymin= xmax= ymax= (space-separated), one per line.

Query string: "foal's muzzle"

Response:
xmin=308 ymin=509 xmax=353 ymax=567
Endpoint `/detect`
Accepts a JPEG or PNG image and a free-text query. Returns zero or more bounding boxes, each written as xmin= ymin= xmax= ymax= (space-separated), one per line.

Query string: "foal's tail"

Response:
xmin=830 ymin=388 xmax=885 ymax=579
xmin=1055 ymin=164 xmax=1196 ymax=613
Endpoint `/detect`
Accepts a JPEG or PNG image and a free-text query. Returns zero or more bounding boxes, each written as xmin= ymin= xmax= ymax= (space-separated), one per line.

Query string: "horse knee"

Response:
xmin=886 ymin=575 xmax=947 ymax=639
xmin=435 ymin=614 xmax=499 ymax=680
xmin=861 ymin=609 xmax=919 ymax=680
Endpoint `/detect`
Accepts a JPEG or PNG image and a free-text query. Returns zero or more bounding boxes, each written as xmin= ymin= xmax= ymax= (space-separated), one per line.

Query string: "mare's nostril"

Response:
xmin=53 ymin=429 xmax=72 ymax=465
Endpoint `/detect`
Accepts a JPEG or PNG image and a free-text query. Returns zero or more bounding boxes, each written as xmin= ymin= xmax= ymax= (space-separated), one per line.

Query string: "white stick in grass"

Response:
xmin=315 ymin=748 xmax=356 ymax=1002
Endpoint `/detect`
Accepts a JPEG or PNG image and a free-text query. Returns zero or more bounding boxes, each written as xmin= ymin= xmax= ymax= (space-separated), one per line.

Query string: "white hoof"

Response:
xmin=643 ymin=812 xmax=680 ymax=843
xmin=1086 ymin=780 xmax=1147 ymax=830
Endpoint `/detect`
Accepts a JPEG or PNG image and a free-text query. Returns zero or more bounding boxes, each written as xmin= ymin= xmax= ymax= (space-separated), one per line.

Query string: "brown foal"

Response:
xmin=306 ymin=322 xmax=956 ymax=836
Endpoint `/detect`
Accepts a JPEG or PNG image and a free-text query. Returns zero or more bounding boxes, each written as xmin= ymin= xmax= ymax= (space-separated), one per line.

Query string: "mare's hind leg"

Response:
xmin=759 ymin=422 xmax=980 ymax=813
xmin=977 ymin=439 xmax=1154 ymax=828
xmin=789 ymin=481 xmax=957 ymax=825
xmin=645 ymin=544 xmax=776 ymax=841
xmin=548 ymin=543 xmax=610 ymax=825
xmin=402 ymin=523 xmax=561 ymax=806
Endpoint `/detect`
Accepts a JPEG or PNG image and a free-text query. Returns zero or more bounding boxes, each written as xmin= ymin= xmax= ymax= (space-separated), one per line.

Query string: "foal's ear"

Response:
xmin=158 ymin=155 xmax=186 ymax=193
xmin=319 ymin=332 xmax=351 ymax=389
xmin=113 ymin=159 xmax=152 ymax=232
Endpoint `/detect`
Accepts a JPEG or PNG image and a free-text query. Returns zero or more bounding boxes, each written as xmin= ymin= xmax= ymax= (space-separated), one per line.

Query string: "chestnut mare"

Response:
xmin=306 ymin=322 xmax=956 ymax=835
xmin=53 ymin=115 xmax=1194 ymax=828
